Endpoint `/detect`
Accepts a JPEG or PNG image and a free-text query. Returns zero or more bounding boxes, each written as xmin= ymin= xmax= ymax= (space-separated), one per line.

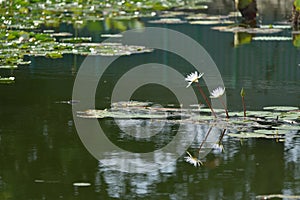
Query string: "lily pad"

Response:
xmin=254 ymin=129 xmax=289 ymax=135
xmin=50 ymin=32 xmax=73 ymax=37
xmin=148 ymin=18 xmax=187 ymax=24
xmin=189 ymin=20 xmax=234 ymax=25
xmin=100 ymin=34 xmax=123 ymax=38
xmin=0 ymin=77 xmax=15 ymax=84
xmin=61 ymin=37 xmax=92 ymax=43
xmin=73 ymin=182 xmax=91 ymax=187
xmin=263 ymin=106 xmax=299 ymax=111
xmin=228 ymin=132 xmax=269 ymax=138
xmin=272 ymin=125 xmax=300 ymax=130
xmin=0 ymin=65 xmax=18 ymax=69
xmin=252 ymin=36 xmax=292 ymax=41
xmin=212 ymin=26 xmax=283 ymax=34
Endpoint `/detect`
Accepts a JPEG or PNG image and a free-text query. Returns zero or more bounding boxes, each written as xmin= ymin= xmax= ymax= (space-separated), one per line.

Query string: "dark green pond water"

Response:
xmin=1 ymin=4 xmax=300 ymax=200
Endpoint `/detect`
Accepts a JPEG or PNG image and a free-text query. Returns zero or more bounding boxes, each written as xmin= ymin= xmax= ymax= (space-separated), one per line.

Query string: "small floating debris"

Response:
xmin=148 ymin=18 xmax=187 ymax=24
xmin=73 ymin=182 xmax=91 ymax=187
xmin=55 ymin=100 xmax=80 ymax=105
xmin=43 ymin=30 xmax=55 ymax=33
xmin=34 ymin=179 xmax=60 ymax=183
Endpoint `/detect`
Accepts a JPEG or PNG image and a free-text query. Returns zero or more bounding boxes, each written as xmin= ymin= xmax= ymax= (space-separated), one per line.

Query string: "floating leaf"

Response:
xmin=254 ymin=129 xmax=289 ymax=135
xmin=0 ymin=77 xmax=15 ymax=84
xmin=73 ymin=182 xmax=91 ymax=187
xmin=61 ymin=37 xmax=92 ymax=43
xmin=0 ymin=65 xmax=18 ymax=69
xmin=252 ymin=36 xmax=292 ymax=41
xmin=228 ymin=132 xmax=268 ymax=138
xmin=148 ymin=18 xmax=187 ymax=24
xmin=50 ymin=32 xmax=73 ymax=37
xmin=189 ymin=20 xmax=234 ymax=25
xmin=46 ymin=52 xmax=63 ymax=59
xmin=101 ymin=34 xmax=123 ymax=38
xmin=263 ymin=106 xmax=299 ymax=111
xmin=212 ymin=26 xmax=283 ymax=34
xmin=272 ymin=125 xmax=300 ymax=130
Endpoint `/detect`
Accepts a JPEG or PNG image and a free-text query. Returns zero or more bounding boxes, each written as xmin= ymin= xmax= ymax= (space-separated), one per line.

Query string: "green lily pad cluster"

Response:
xmin=78 ymin=102 xmax=300 ymax=141
xmin=2 ymin=0 xmax=212 ymax=83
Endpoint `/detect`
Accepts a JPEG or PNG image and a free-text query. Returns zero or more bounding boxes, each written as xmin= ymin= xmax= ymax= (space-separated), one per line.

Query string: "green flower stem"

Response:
xmin=242 ymin=96 xmax=246 ymax=118
xmin=196 ymin=83 xmax=217 ymax=118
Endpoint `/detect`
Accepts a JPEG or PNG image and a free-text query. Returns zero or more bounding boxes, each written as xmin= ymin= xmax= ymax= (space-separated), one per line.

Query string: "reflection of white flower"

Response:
xmin=185 ymin=71 xmax=204 ymax=88
xmin=212 ymin=143 xmax=224 ymax=153
xmin=184 ymin=151 xmax=202 ymax=167
xmin=210 ymin=87 xmax=225 ymax=98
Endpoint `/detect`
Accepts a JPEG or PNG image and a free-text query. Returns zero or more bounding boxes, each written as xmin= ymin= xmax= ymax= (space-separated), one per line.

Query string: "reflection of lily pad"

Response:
xmin=263 ymin=106 xmax=299 ymax=111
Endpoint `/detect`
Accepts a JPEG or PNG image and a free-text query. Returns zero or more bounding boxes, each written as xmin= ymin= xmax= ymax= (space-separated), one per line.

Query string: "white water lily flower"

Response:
xmin=184 ymin=151 xmax=202 ymax=167
xmin=210 ymin=86 xmax=225 ymax=98
xmin=185 ymin=71 xmax=204 ymax=88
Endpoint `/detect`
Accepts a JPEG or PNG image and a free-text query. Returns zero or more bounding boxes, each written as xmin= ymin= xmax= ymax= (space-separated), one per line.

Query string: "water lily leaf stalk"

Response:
xmin=218 ymin=129 xmax=227 ymax=143
xmin=196 ymin=83 xmax=217 ymax=118
xmin=240 ymin=87 xmax=246 ymax=118
xmin=220 ymin=99 xmax=229 ymax=118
